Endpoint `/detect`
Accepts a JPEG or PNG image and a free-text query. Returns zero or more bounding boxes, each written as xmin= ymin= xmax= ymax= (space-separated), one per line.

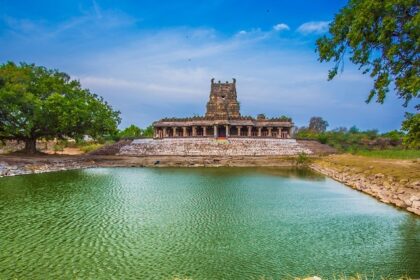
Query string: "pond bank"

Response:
xmin=1 ymin=154 xmax=419 ymax=216
xmin=0 ymin=154 xmax=297 ymax=177
xmin=311 ymin=154 xmax=420 ymax=216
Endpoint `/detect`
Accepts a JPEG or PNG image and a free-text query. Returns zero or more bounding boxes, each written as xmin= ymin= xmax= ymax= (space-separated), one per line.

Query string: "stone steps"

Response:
xmin=118 ymin=138 xmax=313 ymax=156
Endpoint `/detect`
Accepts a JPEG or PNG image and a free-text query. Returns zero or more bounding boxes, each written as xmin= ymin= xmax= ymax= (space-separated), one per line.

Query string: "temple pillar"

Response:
xmin=172 ymin=127 xmax=176 ymax=137
xmin=163 ymin=127 xmax=167 ymax=138
xmin=225 ymin=125 xmax=230 ymax=137
xmin=183 ymin=127 xmax=187 ymax=137
xmin=277 ymin=127 xmax=282 ymax=138
xmin=247 ymin=126 xmax=252 ymax=137
xmin=192 ymin=126 xmax=197 ymax=137
xmin=268 ymin=127 xmax=272 ymax=137
xmin=258 ymin=127 xmax=262 ymax=137
xmin=214 ymin=125 xmax=218 ymax=138
xmin=237 ymin=126 xmax=242 ymax=136
xmin=203 ymin=126 xmax=207 ymax=137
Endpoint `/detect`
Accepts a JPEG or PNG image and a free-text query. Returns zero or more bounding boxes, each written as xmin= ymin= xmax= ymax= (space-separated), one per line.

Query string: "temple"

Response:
xmin=153 ymin=79 xmax=293 ymax=139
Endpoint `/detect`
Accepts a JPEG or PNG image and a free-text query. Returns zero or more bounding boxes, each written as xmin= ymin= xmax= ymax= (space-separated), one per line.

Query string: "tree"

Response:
xmin=308 ymin=117 xmax=329 ymax=133
xmin=118 ymin=124 xmax=142 ymax=139
xmin=349 ymin=125 xmax=360 ymax=134
xmin=0 ymin=62 xmax=121 ymax=154
xmin=142 ymin=125 xmax=154 ymax=138
xmin=401 ymin=112 xmax=420 ymax=149
xmin=257 ymin=114 xmax=266 ymax=120
xmin=316 ymin=0 xmax=419 ymax=107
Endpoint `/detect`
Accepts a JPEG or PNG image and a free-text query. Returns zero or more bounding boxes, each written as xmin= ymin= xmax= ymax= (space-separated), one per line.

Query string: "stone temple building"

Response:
xmin=153 ymin=79 xmax=293 ymax=139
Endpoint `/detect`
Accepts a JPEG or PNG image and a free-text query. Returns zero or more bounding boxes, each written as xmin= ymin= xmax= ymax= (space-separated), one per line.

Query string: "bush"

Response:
xmin=296 ymin=152 xmax=311 ymax=167
xmin=295 ymin=126 xmax=406 ymax=152
xmin=317 ymin=133 xmax=328 ymax=144
xmin=52 ymin=141 xmax=66 ymax=153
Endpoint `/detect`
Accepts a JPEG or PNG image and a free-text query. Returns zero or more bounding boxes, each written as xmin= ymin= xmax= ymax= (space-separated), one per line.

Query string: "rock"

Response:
xmin=411 ymin=180 xmax=420 ymax=186
xmin=407 ymin=207 xmax=420 ymax=216
xmin=395 ymin=200 xmax=408 ymax=208
xmin=411 ymin=200 xmax=420 ymax=210
xmin=399 ymin=178 xmax=409 ymax=185
xmin=303 ymin=277 xmax=322 ymax=280
xmin=409 ymin=195 xmax=420 ymax=202
xmin=375 ymin=173 xmax=385 ymax=179
xmin=383 ymin=180 xmax=393 ymax=189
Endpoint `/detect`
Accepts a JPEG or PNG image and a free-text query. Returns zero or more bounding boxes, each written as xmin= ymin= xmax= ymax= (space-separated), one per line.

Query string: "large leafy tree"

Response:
xmin=316 ymin=0 xmax=419 ymax=106
xmin=0 ymin=62 xmax=121 ymax=153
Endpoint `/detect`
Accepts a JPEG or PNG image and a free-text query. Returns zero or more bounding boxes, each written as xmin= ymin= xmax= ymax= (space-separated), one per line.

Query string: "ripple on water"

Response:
xmin=0 ymin=167 xmax=419 ymax=279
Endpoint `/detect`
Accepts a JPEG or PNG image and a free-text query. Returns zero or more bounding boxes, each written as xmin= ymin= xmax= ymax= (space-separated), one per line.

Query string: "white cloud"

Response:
xmin=273 ymin=23 xmax=290 ymax=31
xmin=297 ymin=21 xmax=330 ymax=34
xmin=1 ymin=12 xmax=408 ymax=131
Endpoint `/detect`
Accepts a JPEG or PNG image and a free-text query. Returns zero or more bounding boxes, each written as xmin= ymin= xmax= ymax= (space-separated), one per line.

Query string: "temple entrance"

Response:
xmin=217 ymin=125 xmax=226 ymax=137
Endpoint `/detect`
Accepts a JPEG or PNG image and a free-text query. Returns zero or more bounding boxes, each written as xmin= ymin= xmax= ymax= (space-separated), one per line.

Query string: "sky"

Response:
xmin=0 ymin=0 xmax=416 ymax=131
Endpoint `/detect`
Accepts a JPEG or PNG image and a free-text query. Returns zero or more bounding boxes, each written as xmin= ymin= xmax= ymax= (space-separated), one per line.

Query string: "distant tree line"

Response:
xmin=295 ymin=116 xmax=419 ymax=150
xmin=117 ymin=124 xmax=153 ymax=139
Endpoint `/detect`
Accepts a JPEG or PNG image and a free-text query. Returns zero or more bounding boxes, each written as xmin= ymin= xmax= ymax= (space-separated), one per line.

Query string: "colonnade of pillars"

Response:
xmin=155 ymin=125 xmax=290 ymax=139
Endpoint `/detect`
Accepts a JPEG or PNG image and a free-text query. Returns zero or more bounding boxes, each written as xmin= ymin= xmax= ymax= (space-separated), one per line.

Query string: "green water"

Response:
xmin=0 ymin=168 xmax=419 ymax=279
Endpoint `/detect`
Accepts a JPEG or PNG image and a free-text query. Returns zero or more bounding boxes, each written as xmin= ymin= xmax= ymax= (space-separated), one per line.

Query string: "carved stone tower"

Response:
xmin=205 ymin=78 xmax=241 ymax=119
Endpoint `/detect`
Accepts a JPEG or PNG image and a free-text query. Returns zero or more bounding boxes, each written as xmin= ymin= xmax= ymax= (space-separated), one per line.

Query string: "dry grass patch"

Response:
xmin=315 ymin=154 xmax=420 ymax=182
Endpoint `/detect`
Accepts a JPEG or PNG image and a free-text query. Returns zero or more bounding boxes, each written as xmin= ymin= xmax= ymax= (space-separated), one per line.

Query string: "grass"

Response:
xmin=78 ymin=143 xmax=104 ymax=153
xmin=315 ymin=154 xmax=420 ymax=182
xmin=351 ymin=149 xmax=420 ymax=159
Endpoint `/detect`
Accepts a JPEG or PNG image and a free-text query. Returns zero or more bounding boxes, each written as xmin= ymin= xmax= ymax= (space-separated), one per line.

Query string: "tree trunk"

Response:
xmin=24 ymin=138 xmax=37 ymax=154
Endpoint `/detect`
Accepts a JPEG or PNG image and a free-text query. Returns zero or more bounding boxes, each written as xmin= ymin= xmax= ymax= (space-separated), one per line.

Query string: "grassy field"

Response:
xmin=351 ymin=149 xmax=420 ymax=159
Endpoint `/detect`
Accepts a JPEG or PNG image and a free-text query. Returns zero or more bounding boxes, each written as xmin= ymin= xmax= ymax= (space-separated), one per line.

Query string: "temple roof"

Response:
xmin=205 ymin=78 xmax=240 ymax=119
xmin=153 ymin=78 xmax=293 ymax=127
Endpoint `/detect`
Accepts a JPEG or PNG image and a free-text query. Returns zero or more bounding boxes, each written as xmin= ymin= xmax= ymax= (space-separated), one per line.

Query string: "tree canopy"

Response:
xmin=316 ymin=0 xmax=419 ymax=107
xmin=401 ymin=112 xmax=420 ymax=149
xmin=308 ymin=116 xmax=329 ymax=133
xmin=118 ymin=125 xmax=142 ymax=139
xmin=142 ymin=125 xmax=154 ymax=138
xmin=0 ymin=62 xmax=121 ymax=153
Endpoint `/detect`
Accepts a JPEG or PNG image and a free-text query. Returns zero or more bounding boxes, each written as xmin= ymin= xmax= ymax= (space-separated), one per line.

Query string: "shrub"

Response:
xmin=52 ymin=142 xmax=65 ymax=153
xmin=317 ymin=133 xmax=328 ymax=144
xmin=296 ymin=152 xmax=311 ymax=167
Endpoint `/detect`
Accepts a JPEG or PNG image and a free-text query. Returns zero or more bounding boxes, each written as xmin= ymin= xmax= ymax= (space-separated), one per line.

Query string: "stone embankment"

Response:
xmin=119 ymin=138 xmax=313 ymax=156
xmin=0 ymin=155 xmax=299 ymax=177
xmin=312 ymin=156 xmax=420 ymax=216
xmin=0 ymin=157 xmax=98 ymax=177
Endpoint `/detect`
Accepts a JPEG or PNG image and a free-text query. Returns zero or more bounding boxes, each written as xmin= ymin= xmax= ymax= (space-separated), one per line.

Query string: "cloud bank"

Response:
xmin=0 ymin=4 xmax=411 ymax=131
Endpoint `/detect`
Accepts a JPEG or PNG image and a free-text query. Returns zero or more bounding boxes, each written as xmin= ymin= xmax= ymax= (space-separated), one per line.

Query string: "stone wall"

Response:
xmin=118 ymin=138 xmax=312 ymax=156
xmin=311 ymin=163 xmax=420 ymax=216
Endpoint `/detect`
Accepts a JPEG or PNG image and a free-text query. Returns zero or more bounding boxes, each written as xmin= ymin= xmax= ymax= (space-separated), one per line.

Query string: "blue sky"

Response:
xmin=0 ymin=0 xmax=415 ymax=131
